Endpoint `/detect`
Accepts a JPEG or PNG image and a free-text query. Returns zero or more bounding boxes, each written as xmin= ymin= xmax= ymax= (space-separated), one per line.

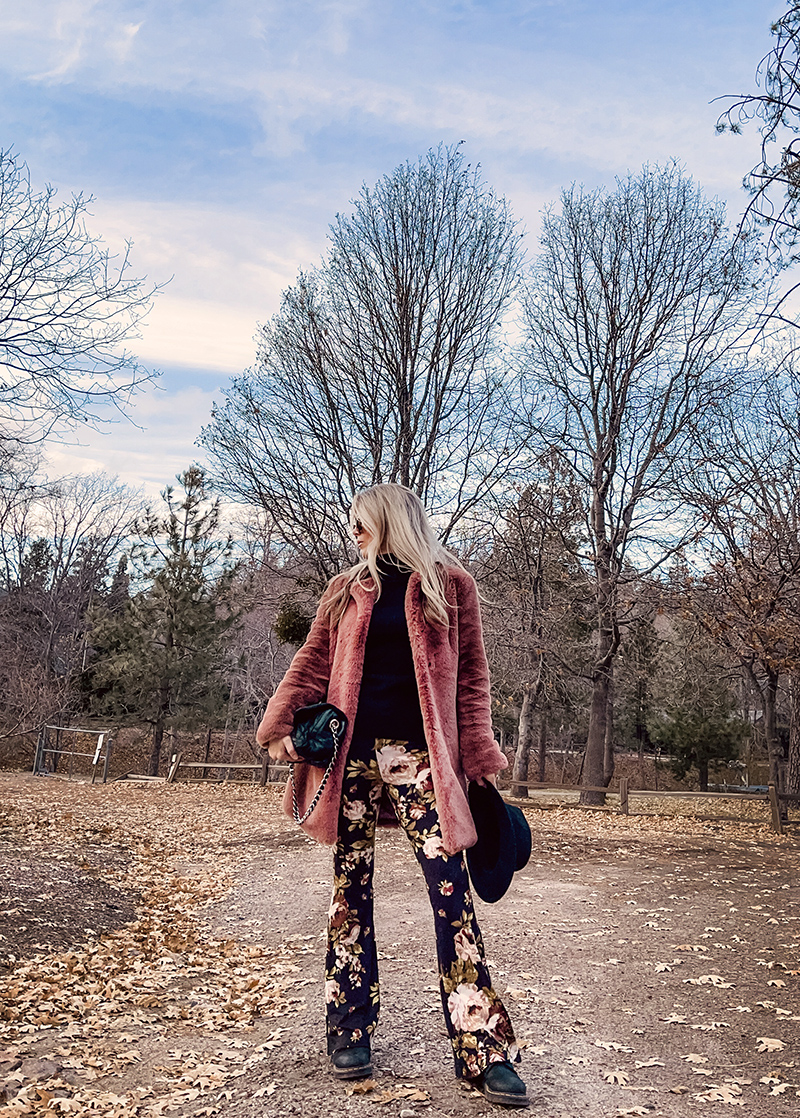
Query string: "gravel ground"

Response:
xmin=199 ymin=810 xmax=800 ymax=1118
xmin=0 ymin=774 xmax=798 ymax=1118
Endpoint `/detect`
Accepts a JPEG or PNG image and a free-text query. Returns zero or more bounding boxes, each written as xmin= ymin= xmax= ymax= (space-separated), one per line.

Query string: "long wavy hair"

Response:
xmin=323 ymin=483 xmax=462 ymax=628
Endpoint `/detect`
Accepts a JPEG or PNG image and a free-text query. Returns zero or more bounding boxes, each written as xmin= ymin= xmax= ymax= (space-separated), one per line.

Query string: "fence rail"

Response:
xmin=148 ymin=762 xmax=798 ymax=834
xmin=502 ymin=777 xmax=793 ymax=833
xmin=33 ymin=725 xmax=113 ymax=783
xmin=768 ymin=786 xmax=800 ymax=835
xmin=166 ymin=752 xmax=270 ymax=785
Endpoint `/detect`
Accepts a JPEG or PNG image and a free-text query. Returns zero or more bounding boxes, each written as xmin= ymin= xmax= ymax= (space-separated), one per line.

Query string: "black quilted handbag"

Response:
xmin=289 ymin=702 xmax=347 ymax=824
xmin=291 ymin=702 xmax=346 ymax=766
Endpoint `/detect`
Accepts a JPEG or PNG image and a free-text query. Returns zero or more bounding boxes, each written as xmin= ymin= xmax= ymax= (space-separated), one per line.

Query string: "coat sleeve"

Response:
xmin=255 ymin=587 xmax=336 ymax=747
xmin=454 ymin=571 xmax=508 ymax=781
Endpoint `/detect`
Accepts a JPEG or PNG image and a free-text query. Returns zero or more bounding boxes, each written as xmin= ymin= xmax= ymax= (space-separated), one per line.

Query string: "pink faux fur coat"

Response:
xmin=256 ymin=567 xmax=507 ymax=854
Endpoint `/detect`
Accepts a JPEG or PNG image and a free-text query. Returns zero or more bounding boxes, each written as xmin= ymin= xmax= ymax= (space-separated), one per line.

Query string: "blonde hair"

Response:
xmin=324 ymin=483 xmax=461 ymax=628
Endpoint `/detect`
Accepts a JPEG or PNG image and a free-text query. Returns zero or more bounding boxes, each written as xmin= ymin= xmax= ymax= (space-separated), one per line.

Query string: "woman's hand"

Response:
xmin=267 ymin=735 xmax=301 ymax=763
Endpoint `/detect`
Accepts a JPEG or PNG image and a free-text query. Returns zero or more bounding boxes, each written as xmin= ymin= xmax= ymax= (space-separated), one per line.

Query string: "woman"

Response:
xmin=257 ymin=483 xmax=528 ymax=1109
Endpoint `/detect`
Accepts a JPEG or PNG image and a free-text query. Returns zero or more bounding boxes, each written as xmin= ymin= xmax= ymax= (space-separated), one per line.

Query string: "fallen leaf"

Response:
xmin=376 ymin=1084 xmax=430 ymax=1103
xmin=756 ymin=1037 xmax=785 ymax=1052
xmin=684 ymin=974 xmax=734 ymax=988
xmin=346 ymin=1079 xmax=376 ymax=1095
xmin=604 ymin=1069 xmax=631 ymax=1085
xmin=693 ymin=1083 xmax=744 ymax=1105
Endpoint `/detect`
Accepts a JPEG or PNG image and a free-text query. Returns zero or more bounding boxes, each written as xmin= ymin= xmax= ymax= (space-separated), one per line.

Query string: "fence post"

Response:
xmin=260 ymin=752 xmax=269 ymax=787
xmin=33 ymin=727 xmax=44 ymax=774
xmin=102 ymin=736 xmax=113 ymax=783
xmin=768 ymin=784 xmax=784 ymax=835
xmin=619 ymin=777 xmax=629 ymax=815
xmin=166 ymin=752 xmax=182 ymax=783
xmin=91 ymin=734 xmax=104 ymax=785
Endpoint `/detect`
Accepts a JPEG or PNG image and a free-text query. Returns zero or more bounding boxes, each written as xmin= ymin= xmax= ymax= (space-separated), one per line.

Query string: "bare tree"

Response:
xmin=476 ymin=456 xmax=591 ymax=794
xmin=0 ymin=471 xmax=143 ymax=740
xmin=522 ymin=162 xmax=763 ymax=800
xmin=0 ymin=149 xmax=158 ymax=453
xmin=716 ymin=3 xmax=800 ymax=287
xmin=691 ymin=523 xmax=800 ymax=790
xmin=201 ymin=144 xmax=525 ymax=583
xmin=682 ymin=346 xmax=800 ymax=791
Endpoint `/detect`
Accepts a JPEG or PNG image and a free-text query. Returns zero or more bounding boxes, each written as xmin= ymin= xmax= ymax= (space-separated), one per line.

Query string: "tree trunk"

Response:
xmin=698 ymin=758 xmax=709 ymax=793
xmin=537 ymin=711 xmax=547 ymax=783
xmin=788 ymin=675 xmax=800 ymax=795
xmin=603 ymin=665 xmax=615 ymax=785
xmin=585 ymin=661 xmax=607 ymax=804
xmin=582 ymin=632 xmax=613 ymax=803
xmin=513 ymin=685 xmax=536 ymax=797
xmin=763 ymin=669 xmax=783 ymax=792
xmin=636 ymin=678 xmax=647 ymax=787
xmin=202 ymin=726 xmax=212 ymax=780
xmin=149 ymin=720 xmax=165 ymax=777
xmin=582 ymin=529 xmax=617 ymax=805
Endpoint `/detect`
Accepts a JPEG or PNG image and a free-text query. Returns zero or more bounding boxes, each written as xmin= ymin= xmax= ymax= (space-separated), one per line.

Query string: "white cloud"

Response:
xmin=82 ymin=197 xmax=325 ymax=371
xmin=4 ymin=0 xmax=780 ymax=498
xmin=111 ymin=20 xmax=143 ymax=63
xmin=2 ymin=1 xmax=770 ymax=203
xmin=134 ymin=296 xmax=258 ymax=372
xmin=44 ymin=382 xmax=218 ymax=497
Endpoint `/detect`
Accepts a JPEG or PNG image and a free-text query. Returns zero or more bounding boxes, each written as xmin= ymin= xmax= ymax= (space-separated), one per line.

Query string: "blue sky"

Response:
xmin=0 ymin=0 xmax=780 ymax=495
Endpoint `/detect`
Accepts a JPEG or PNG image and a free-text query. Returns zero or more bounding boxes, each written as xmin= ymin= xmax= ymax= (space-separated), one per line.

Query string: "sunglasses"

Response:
xmin=351 ymin=519 xmax=365 ymax=536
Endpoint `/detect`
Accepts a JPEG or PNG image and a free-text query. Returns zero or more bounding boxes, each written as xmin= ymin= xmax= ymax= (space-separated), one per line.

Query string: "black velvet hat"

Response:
xmin=466 ymin=781 xmax=532 ymax=904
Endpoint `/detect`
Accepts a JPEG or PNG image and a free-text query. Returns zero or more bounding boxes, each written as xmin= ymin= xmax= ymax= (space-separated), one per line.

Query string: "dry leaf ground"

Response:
xmin=0 ymin=771 xmax=798 ymax=1118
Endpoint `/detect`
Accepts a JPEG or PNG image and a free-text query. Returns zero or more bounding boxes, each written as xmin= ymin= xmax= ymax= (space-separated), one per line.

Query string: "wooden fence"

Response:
xmin=165 ymin=751 xmax=270 ymax=785
xmin=503 ymin=778 xmax=795 ymax=833
xmin=160 ymin=762 xmax=797 ymax=835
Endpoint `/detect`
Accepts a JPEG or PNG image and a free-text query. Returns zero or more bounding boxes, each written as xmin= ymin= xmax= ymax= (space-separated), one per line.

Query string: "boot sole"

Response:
xmin=330 ymin=1061 xmax=373 ymax=1080
xmin=480 ymin=1085 xmax=530 ymax=1108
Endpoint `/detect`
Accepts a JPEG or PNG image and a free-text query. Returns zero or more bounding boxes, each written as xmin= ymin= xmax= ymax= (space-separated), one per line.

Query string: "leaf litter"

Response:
xmin=0 ymin=772 xmax=798 ymax=1118
xmin=0 ymin=778 xmax=305 ymax=1117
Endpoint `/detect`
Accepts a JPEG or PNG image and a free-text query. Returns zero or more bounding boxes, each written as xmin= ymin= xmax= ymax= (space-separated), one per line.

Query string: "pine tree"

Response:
xmin=86 ymin=468 xmax=240 ymax=774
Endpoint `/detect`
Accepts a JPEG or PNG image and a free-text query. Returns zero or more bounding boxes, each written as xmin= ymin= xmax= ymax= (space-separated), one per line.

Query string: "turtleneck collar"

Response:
xmin=376 ymin=553 xmax=413 ymax=577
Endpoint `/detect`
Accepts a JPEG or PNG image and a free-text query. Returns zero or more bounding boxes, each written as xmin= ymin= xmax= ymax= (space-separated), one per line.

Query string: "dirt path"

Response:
xmin=0 ymin=774 xmax=798 ymax=1118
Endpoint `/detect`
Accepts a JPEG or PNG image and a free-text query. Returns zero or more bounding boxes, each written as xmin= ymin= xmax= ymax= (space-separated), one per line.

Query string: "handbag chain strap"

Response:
xmin=290 ymin=717 xmax=343 ymax=826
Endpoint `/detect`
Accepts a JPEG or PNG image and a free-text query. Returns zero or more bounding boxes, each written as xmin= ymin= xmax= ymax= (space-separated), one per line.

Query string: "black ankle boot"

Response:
xmin=330 ymin=1045 xmax=373 ymax=1080
xmin=476 ymin=1061 xmax=529 ymax=1108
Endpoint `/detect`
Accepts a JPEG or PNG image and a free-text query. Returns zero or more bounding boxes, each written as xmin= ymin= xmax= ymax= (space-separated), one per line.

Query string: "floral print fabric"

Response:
xmin=326 ymin=734 xmax=517 ymax=1078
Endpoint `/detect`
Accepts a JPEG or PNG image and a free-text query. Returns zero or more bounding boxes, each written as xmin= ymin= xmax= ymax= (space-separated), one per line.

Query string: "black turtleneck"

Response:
xmin=353 ymin=556 xmax=425 ymax=741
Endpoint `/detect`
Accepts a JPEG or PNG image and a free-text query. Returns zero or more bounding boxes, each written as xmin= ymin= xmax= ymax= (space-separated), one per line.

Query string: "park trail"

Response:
xmin=0 ymin=774 xmax=798 ymax=1118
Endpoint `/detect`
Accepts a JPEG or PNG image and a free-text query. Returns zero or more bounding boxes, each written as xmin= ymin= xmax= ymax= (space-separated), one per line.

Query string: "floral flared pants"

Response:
xmin=325 ymin=734 xmax=517 ymax=1079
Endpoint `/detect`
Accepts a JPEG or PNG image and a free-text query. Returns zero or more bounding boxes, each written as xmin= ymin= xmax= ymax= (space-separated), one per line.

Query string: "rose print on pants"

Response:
xmin=325 ymin=733 xmax=517 ymax=1078
xmin=375 ymin=741 xmax=420 ymax=784
xmin=448 ymin=982 xmax=493 ymax=1030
